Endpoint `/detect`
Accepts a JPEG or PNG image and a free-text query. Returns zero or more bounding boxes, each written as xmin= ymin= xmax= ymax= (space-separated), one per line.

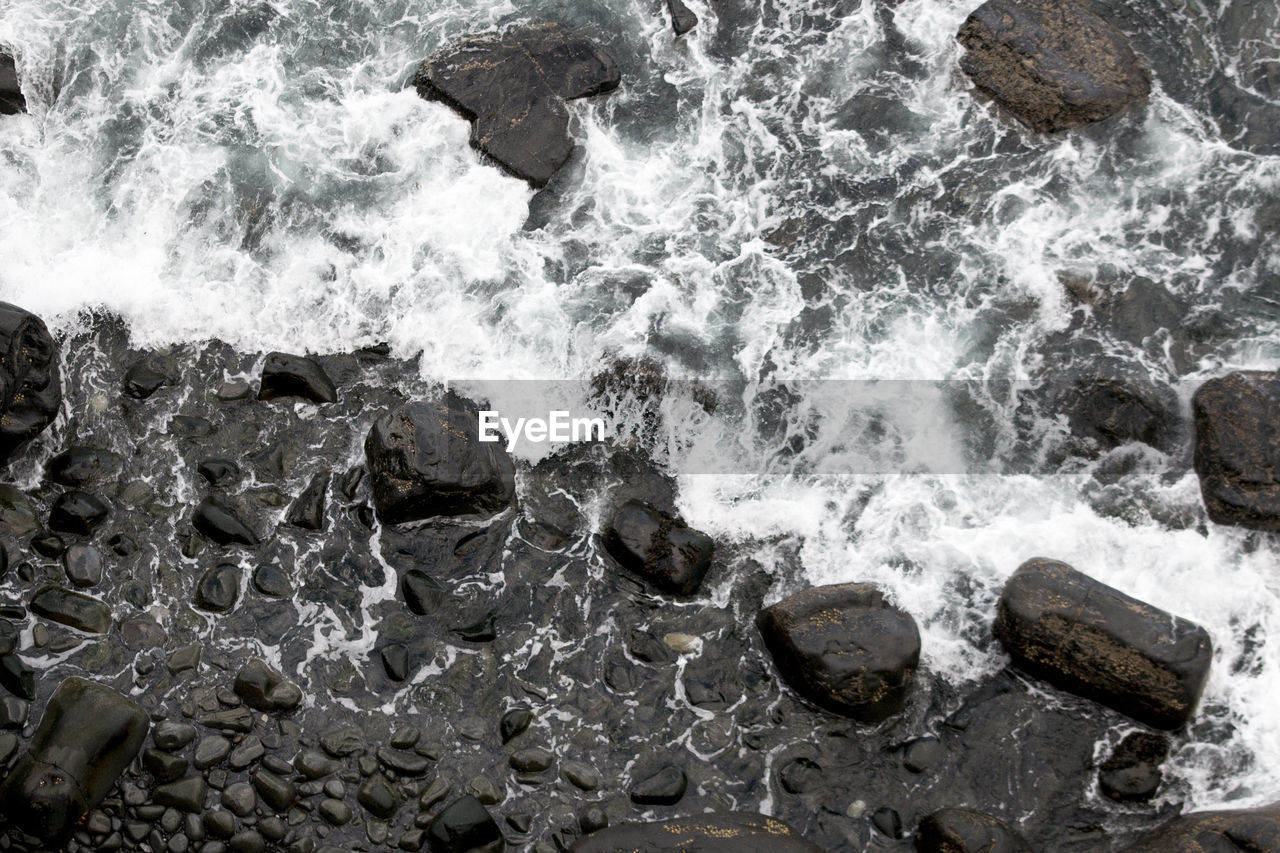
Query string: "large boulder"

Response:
xmin=413 ymin=23 xmax=620 ymax=187
xmin=1120 ymin=802 xmax=1280 ymax=852
xmin=0 ymin=302 xmax=61 ymax=464
xmin=603 ymin=500 xmax=714 ymax=595
xmin=365 ymin=394 xmax=516 ymax=525
xmin=995 ymin=558 xmax=1212 ymax=729
xmin=0 ymin=678 xmax=148 ymax=842
xmin=1192 ymin=371 xmax=1280 ymax=530
xmin=956 ymin=0 xmax=1151 ymax=132
xmin=915 ymin=809 xmax=1031 ymax=853
xmin=0 ymin=53 xmax=24 ymax=115
xmin=570 ymin=812 xmax=824 ymax=852
xmin=757 ymin=583 xmax=921 ymax=723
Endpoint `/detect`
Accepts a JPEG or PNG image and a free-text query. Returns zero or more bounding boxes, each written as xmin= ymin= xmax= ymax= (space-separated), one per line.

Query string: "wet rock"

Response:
xmin=194 ymin=735 xmax=232 ymax=769
xmin=122 ymin=361 xmax=171 ymax=398
xmin=252 ymin=768 xmax=296 ymax=812
xmin=0 ymin=302 xmax=61 ymax=465
xmin=63 ymin=544 xmax=103 ymax=587
xmin=357 ymin=773 xmax=398 ymax=819
xmin=46 ymin=446 xmax=122 ymax=487
xmin=320 ymin=798 xmax=351 ymax=825
xmin=562 ymin=760 xmax=599 ymax=791
xmin=0 ymin=484 xmax=40 ymax=538
xmin=1120 ymin=802 xmax=1280 ymax=851
xmin=757 ymin=583 xmax=920 ymax=722
xmin=380 ymin=643 xmax=409 ymax=681
xmin=629 ymin=765 xmax=687 ymax=806
xmin=144 ymin=748 xmax=189 ymax=783
xmin=166 ymin=643 xmax=201 ymax=674
xmin=0 ymin=678 xmax=148 ymax=842
xmin=1099 ymin=732 xmax=1169 ymax=803
xmin=155 ymin=776 xmax=208 ymax=812
xmin=0 ymin=696 xmax=26 ymax=728
xmin=413 ymin=23 xmax=620 ymax=187
xmin=195 ymin=564 xmax=242 ymax=613
xmin=916 ymin=809 xmax=1032 ymax=853
xmin=234 ymin=658 xmax=301 ymax=712
xmin=995 ymin=558 xmax=1213 ymax=729
xmin=199 ymin=706 xmax=254 ymax=732
xmin=570 ymin=813 xmax=824 ymax=852
xmin=509 ymin=747 xmax=553 ymax=773
xmin=320 ymin=725 xmax=365 ymax=757
xmin=668 ymin=0 xmax=698 ymax=36
xmin=285 ymin=472 xmax=329 ymax=530
xmin=0 ymin=653 xmax=34 ymax=701
xmin=427 ymin=795 xmax=502 ymax=852
xmin=401 ymin=568 xmax=446 ymax=615
xmin=1192 ymin=372 xmax=1280 ymax=530
xmin=153 ymin=721 xmax=197 ymax=751
xmin=500 ymin=707 xmax=533 ymax=743
xmin=49 ymin=490 xmax=110 ymax=535
xmin=252 ymin=562 xmax=292 ymax=597
xmin=1054 ymin=378 xmax=1171 ymax=450
xmin=194 ymin=496 xmax=260 ymax=547
xmin=258 ymin=352 xmax=337 ymax=404
xmin=30 ymin=585 xmax=113 ymax=633
xmin=603 ymin=500 xmax=714 ymax=595
xmin=199 ymin=458 xmax=241 ymax=487
xmin=31 ymin=530 xmax=65 ymax=557
xmin=366 ymin=395 xmax=516 ymax=524
xmin=0 ymin=54 xmax=25 ymax=114
xmin=956 ymin=0 xmax=1150 ymax=131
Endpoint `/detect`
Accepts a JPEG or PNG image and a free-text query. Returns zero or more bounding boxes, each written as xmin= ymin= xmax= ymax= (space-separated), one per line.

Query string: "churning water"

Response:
xmin=2 ymin=0 xmax=1280 ymax=820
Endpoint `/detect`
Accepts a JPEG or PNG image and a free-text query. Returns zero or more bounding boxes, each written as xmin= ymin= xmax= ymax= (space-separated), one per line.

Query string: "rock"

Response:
xmin=562 ymin=760 xmax=599 ymax=791
xmin=154 ymin=776 xmax=208 ymax=812
xmin=380 ymin=644 xmax=409 ymax=682
xmin=1192 ymin=372 xmax=1280 ymax=530
xmin=0 ymin=653 xmax=35 ymax=700
xmin=402 ymin=569 xmax=446 ymax=615
xmin=0 ymin=303 xmax=61 ymax=465
xmin=199 ymin=458 xmax=241 ymax=486
xmin=0 ymin=484 xmax=39 ymax=538
xmin=427 ymin=795 xmax=503 ymax=852
xmin=500 ymin=707 xmax=533 ymax=744
xmin=0 ymin=678 xmax=149 ymax=842
xmin=122 ymin=361 xmax=171 ymax=399
xmin=413 ymin=24 xmax=620 ymax=187
xmin=194 ymin=497 xmax=260 ymax=547
xmin=0 ymin=696 xmax=26 ymax=728
xmin=357 ymin=773 xmax=398 ymax=819
xmin=63 ymin=544 xmax=103 ymax=587
xmin=603 ymin=501 xmax=714 ymax=595
xmin=319 ymin=798 xmax=351 ymax=825
xmin=285 ymin=472 xmax=329 ymax=530
xmin=0 ymin=54 xmax=25 ymax=114
xmin=234 ymin=658 xmax=301 ymax=712
xmin=365 ymin=395 xmax=516 ymax=524
xmin=570 ymin=813 xmax=824 ymax=852
xmin=1054 ymin=378 xmax=1171 ymax=450
xmin=667 ymin=0 xmax=698 ymax=36
xmin=221 ymin=782 xmax=256 ymax=816
xmin=956 ymin=0 xmax=1150 ymax=131
xmin=757 ymin=583 xmax=921 ymax=722
xmin=252 ymin=562 xmax=292 ymax=597
xmin=195 ymin=564 xmax=242 ymax=613
xmin=258 ymin=352 xmax=337 ymax=404
xmin=996 ymin=558 xmax=1213 ymax=729
xmin=509 ymin=747 xmax=553 ymax=773
xmin=153 ymin=722 xmax=197 ymax=751
xmin=1120 ymin=802 xmax=1280 ymax=852
xmin=49 ymin=490 xmax=110 ymax=535
xmin=915 ymin=809 xmax=1032 ymax=853
xmin=320 ymin=725 xmax=365 ymax=757
xmin=30 ymin=585 xmax=113 ymax=633
xmin=629 ymin=765 xmax=687 ymax=806
xmin=143 ymin=748 xmax=189 ymax=783
xmin=1099 ymin=732 xmax=1169 ymax=803
xmin=194 ymin=735 xmax=232 ymax=769
xmin=252 ymin=768 xmax=296 ymax=812
xmin=46 ymin=446 xmax=122 ymax=487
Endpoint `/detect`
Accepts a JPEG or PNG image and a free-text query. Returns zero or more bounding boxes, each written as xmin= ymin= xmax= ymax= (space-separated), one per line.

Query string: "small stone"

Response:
xmin=319 ymin=799 xmax=351 ymax=826
xmin=500 ymin=707 xmax=533 ymax=744
xmin=252 ymin=562 xmax=293 ymax=598
xmin=294 ymin=749 xmax=340 ymax=780
xmin=580 ymin=807 xmax=608 ymax=834
xmin=195 ymin=564 xmax=241 ymax=613
xmin=193 ymin=497 xmax=259 ymax=547
xmin=166 ymin=644 xmax=202 ymax=675
xmin=357 ymin=774 xmax=398 ymax=819
xmin=320 ymin=725 xmax=365 ymax=757
xmin=1100 ymin=732 xmax=1170 ymax=803
xmin=903 ymin=736 xmax=944 ymax=774
xmin=390 ymin=726 xmax=420 ymax=749
xmin=466 ymin=775 xmax=502 ymax=806
xmin=229 ymin=735 xmax=265 ymax=770
xmin=204 ymin=810 xmax=236 ymax=838
xmin=154 ymin=776 xmax=208 ymax=812
xmin=194 ymin=735 xmax=232 ymax=769
xmin=427 ymin=795 xmax=503 ymax=853
xmin=401 ymin=570 xmax=445 ymax=616
xmin=258 ymin=352 xmax=337 ymax=404
xmin=252 ymin=769 xmax=297 ymax=812
xmin=49 ymin=490 xmax=110 ymax=535
xmin=376 ymin=746 xmax=430 ymax=777
xmin=221 ymin=782 xmax=256 ymax=817
xmin=63 ymin=544 xmax=103 ymax=587
xmin=381 ymin=644 xmax=410 ymax=682
xmin=509 ymin=747 xmax=553 ymax=773
xmin=144 ymin=748 xmax=189 ymax=783
xmin=562 ymin=760 xmax=599 ymax=791
xmin=418 ymin=778 xmax=451 ymax=811
xmin=229 ymin=829 xmax=266 ymax=853
xmin=663 ymin=632 xmax=700 ymax=654
xmin=629 ymin=765 xmax=687 ymax=806
xmin=123 ymin=362 xmax=170 ymax=398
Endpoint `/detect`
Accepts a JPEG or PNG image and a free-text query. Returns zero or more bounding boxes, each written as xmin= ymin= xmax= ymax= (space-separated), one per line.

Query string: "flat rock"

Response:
xmin=570 ymin=812 xmax=824 ymax=852
xmin=957 ymin=0 xmax=1150 ymax=131
xmin=413 ymin=23 xmax=620 ymax=187
xmin=0 ymin=302 xmax=60 ymax=464
xmin=1192 ymin=371 xmax=1280 ymax=530
xmin=30 ymin=585 xmax=113 ymax=633
xmin=995 ymin=558 xmax=1212 ymax=729
xmin=604 ymin=500 xmax=714 ymax=595
xmin=1120 ymin=802 xmax=1280 ymax=851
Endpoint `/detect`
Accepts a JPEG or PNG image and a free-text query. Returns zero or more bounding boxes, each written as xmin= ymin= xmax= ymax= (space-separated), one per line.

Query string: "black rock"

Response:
xmin=413 ymin=23 xmax=620 ymax=187
xmin=757 ymin=583 xmax=920 ymax=722
xmin=252 ymin=769 xmax=297 ymax=812
xmin=195 ymin=564 xmax=242 ymax=613
xmin=427 ymin=795 xmax=502 ymax=852
xmin=193 ymin=496 xmax=259 ymax=546
xmin=29 ymin=585 xmax=113 ymax=633
xmin=285 ymin=472 xmax=328 ymax=530
xmin=46 ymin=446 xmax=122 ymax=487
xmin=0 ymin=653 xmax=35 ymax=700
xmin=1120 ymin=802 xmax=1280 ymax=851
xmin=153 ymin=775 xmax=208 ymax=812
xmin=916 ymin=809 xmax=1032 ymax=853
xmin=629 ymin=765 xmax=687 ymax=806
xmin=0 ymin=678 xmax=148 ymax=842
xmin=49 ymin=490 xmax=110 ymax=535
xmin=1099 ymin=732 xmax=1169 ymax=803
xmin=62 ymin=544 xmax=103 ymax=588
xmin=1193 ymin=372 xmax=1280 ymax=530
xmin=0 ymin=302 xmax=61 ymax=465
xmin=376 ymin=746 xmax=430 ymax=777
xmin=357 ymin=773 xmax=398 ymax=819
xmin=198 ymin=458 xmax=241 ymax=487
xmin=0 ymin=696 xmax=26 ymax=728
xmin=0 ymin=54 xmax=25 ymax=115
xmin=253 ymin=561 xmax=293 ymax=598
xmin=258 ymin=352 xmax=337 ymax=404
xmin=122 ymin=361 xmax=171 ymax=399
xmin=995 ymin=558 xmax=1213 ymax=729
xmin=30 ymin=531 xmax=65 ymax=557
xmin=152 ymin=721 xmax=197 ymax=751
xmin=380 ymin=644 xmax=409 ymax=682
xmin=1054 ymin=377 xmax=1171 ymax=450
xmin=143 ymin=748 xmax=189 ymax=783
xmin=668 ymin=0 xmax=698 ymax=35
xmin=402 ymin=569 xmax=446 ymax=615
xmin=500 ymin=707 xmax=533 ymax=744
xmin=957 ymin=0 xmax=1150 ymax=131
xmin=233 ymin=658 xmax=301 ymax=712
xmin=365 ymin=395 xmax=516 ymax=524
xmin=603 ymin=500 xmax=714 ymax=595
xmin=570 ymin=813 xmax=824 ymax=852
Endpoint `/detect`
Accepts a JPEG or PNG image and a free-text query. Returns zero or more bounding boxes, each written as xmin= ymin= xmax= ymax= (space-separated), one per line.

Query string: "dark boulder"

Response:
xmin=195 ymin=564 xmax=242 ymax=613
xmin=629 ymin=765 xmax=687 ymax=806
xmin=603 ymin=500 xmax=714 ymax=595
xmin=364 ymin=394 xmax=515 ymax=525
xmin=915 ymin=809 xmax=1031 ymax=853
xmin=1053 ymin=377 xmax=1172 ymax=450
xmin=668 ymin=0 xmax=699 ymax=36
xmin=122 ymin=361 xmax=171 ymax=399
xmin=757 ymin=583 xmax=920 ymax=722
xmin=0 ymin=678 xmax=148 ymax=843
xmin=1120 ymin=802 xmax=1280 ymax=852
xmin=1192 ymin=372 xmax=1280 ymax=530
xmin=0 ymin=54 xmax=25 ymax=115
xmin=29 ymin=586 xmax=112 ymax=633
xmin=0 ymin=653 xmax=34 ymax=700
xmin=401 ymin=568 xmax=446 ymax=615
xmin=285 ymin=472 xmax=329 ymax=530
xmin=49 ymin=490 xmax=110 ymax=535
xmin=570 ymin=812 xmax=824 ymax=852
xmin=0 ymin=303 xmax=61 ymax=465
xmin=233 ymin=658 xmax=302 ymax=712
xmin=258 ymin=352 xmax=337 ymax=404
xmin=995 ymin=558 xmax=1212 ymax=729
xmin=1099 ymin=732 xmax=1168 ymax=803
xmin=957 ymin=0 xmax=1150 ymax=132
xmin=427 ymin=795 xmax=503 ymax=852
xmin=413 ymin=24 xmax=620 ymax=187
xmin=193 ymin=496 xmax=260 ymax=546
xmin=46 ymin=446 xmax=122 ymax=487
